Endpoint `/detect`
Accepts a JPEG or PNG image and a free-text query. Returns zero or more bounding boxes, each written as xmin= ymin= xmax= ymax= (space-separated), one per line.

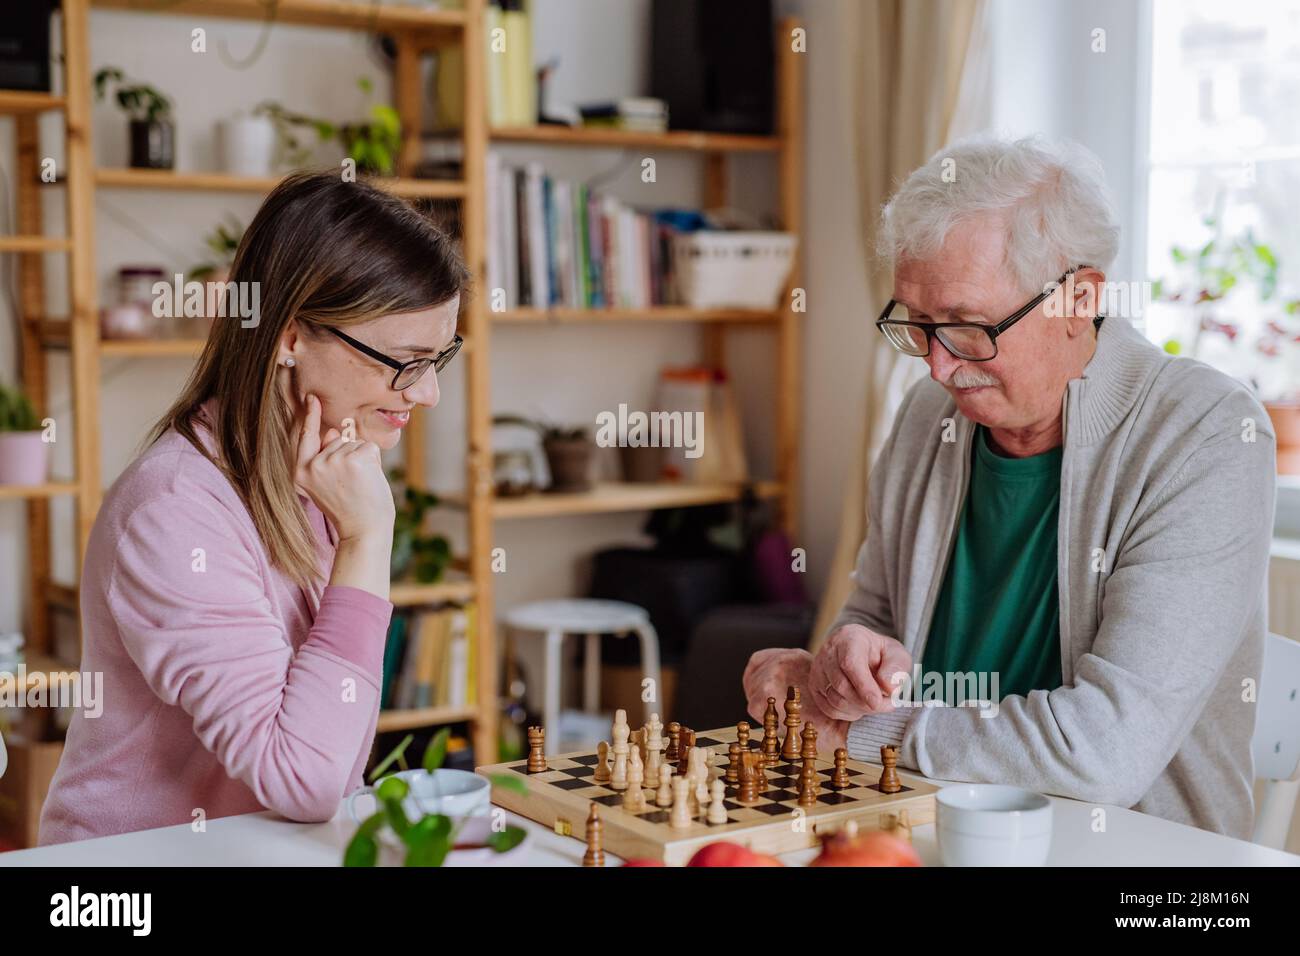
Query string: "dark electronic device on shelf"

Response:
xmin=0 ymin=1 xmax=58 ymax=91
xmin=650 ymin=0 xmax=775 ymax=135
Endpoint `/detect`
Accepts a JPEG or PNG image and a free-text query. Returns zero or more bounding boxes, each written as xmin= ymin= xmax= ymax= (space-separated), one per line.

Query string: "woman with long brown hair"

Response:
xmin=38 ymin=171 xmax=469 ymax=845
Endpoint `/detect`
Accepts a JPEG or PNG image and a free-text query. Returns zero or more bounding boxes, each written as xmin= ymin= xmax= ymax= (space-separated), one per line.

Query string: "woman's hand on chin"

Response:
xmin=293 ymin=393 xmax=395 ymax=545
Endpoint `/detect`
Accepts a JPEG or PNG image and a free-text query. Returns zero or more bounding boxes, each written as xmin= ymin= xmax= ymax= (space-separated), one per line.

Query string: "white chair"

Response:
xmin=503 ymin=599 xmax=662 ymax=756
xmin=1251 ymin=632 xmax=1300 ymax=849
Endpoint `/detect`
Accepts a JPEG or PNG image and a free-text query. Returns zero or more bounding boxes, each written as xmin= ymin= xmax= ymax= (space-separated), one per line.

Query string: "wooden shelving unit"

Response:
xmin=4 ymin=1 xmax=804 ymax=772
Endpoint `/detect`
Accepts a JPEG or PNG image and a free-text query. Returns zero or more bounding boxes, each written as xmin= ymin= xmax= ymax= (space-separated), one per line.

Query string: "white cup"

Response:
xmin=936 ymin=784 xmax=1053 ymax=866
xmin=346 ymin=768 xmax=491 ymax=823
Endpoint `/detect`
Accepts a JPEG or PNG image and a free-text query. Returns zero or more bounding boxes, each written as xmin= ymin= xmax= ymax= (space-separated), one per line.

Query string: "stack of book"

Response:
xmin=486 ymin=154 xmax=681 ymax=311
xmin=381 ymin=604 xmax=478 ymax=712
xmin=577 ymin=97 xmax=669 ymax=133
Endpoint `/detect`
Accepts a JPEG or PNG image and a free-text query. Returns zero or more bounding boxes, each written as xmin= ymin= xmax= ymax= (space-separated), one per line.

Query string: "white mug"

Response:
xmin=346 ymin=768 xmax=491 ymax=823
xmin=936 ymin=784 xmax=1053 ymax=866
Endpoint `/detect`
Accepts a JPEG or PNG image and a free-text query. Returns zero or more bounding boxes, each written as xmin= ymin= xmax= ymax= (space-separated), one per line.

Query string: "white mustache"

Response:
xmin=946 ymin=367 xmax=1001 ymax=388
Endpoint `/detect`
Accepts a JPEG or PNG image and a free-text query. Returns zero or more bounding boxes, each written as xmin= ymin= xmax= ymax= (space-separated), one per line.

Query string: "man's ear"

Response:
xmin=1067 ymin=268 xmax=1106 ymax=336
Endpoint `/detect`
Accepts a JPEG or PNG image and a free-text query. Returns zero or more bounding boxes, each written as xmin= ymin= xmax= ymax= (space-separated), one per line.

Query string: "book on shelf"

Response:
xmin=381 ymin=602 xmax=477 ymax=714
xmin=487 ymin=155 xmax=683 ymax=312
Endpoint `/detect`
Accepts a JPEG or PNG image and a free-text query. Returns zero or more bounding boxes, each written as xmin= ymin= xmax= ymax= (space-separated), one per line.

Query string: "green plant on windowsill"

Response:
xmin=343 ymin=728 xmax=528 ymax=867
xmin=387 ymin=466 xmax=452 ymax=584
xmin=254 ymin=76 xmax=402 ymax=176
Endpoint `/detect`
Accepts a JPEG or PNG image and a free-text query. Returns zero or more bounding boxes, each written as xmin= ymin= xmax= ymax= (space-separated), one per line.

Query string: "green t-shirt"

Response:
xmin=919 ymin=425 xmax=1064 ymax=703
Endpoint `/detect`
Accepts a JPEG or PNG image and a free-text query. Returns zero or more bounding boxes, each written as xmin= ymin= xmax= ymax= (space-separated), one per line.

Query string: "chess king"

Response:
xmin=744 ymin=136 xmax=1275 ymax=840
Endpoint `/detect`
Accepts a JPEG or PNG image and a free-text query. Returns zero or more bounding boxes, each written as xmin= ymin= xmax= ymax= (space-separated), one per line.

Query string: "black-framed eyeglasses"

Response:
xmin=325 ymin=326 xmax=463 ymax=390
xmin=875 ymin=267 xmax=1085 ymax=362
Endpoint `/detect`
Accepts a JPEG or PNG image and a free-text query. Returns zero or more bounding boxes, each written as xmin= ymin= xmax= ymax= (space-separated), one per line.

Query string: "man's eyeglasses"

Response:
xmin=325 ymin=326 xmax=463 ymax=390
xmin=875 ymin=267 xmax=1085 ymax=362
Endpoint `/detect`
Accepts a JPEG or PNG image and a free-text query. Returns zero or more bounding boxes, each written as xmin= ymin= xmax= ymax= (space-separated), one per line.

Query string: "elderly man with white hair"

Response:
xmin=744 ymin=136 xmax=1276 ymax=838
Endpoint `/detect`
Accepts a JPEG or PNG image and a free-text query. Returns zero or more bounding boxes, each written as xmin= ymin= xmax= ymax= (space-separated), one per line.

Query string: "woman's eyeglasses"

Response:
xmin=325 ymin=326 xmax=463 ymax=390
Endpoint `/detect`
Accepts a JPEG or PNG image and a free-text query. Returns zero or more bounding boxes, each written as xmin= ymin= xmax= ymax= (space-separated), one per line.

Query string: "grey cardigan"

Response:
xmin=835 ymin=315 xmax=1276 ymax=838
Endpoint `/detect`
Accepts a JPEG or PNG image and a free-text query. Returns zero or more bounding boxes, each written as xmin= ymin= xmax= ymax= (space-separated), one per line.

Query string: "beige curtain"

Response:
xmin=810 ymin=0 xmax=991 ymax=651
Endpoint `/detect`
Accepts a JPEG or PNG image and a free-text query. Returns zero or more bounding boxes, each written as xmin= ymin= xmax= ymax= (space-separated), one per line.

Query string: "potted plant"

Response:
xmin=255 ymin=76 xmax=402 ymax=176
xmin=0 ymin=384 xmax=48 ymax=486
xmin=493 ymin=414 xmax=595 ymax=493
xmin=387 ymin=467 xmax=453 ymax=583
xmin=93 ymin=67 xmax=174 ymax=169
xmin=1153 ymin=219 xmax=1300 ymax=474
xmin=186 ymin=216 xmax=244 ymax=336
xmin=343 ymin=728 xmax=529 ymax=867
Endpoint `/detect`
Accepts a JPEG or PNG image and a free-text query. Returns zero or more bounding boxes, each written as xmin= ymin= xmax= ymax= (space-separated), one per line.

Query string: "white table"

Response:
xmin=4 ymin=785 xmax=1298 ymax=866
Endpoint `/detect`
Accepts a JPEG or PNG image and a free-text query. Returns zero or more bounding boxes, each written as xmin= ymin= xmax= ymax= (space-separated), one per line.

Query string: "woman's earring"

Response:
xmin=283 ymin=357 xmax=295 ymax=367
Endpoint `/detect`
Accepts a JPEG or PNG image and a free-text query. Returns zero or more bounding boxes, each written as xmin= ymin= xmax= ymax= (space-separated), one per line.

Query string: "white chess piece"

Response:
xmin=669 ymin=776 xmax=692 ymax=829
xmin=623 ymin=746 xmax=645 ymax=811
xmin=656 ymin=763 xmax=673 ymax=806
xmin=645 ymin=713 xmax=663 ymax=787
xmin=707 ymin=779 xmax=727 ymax=824
xmin=610 ymin=708 xmax=630 ymax=791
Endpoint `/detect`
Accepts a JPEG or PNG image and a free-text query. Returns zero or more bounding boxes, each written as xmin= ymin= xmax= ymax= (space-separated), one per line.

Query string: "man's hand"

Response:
xmin=742 ymin=648 xmax=850 ymax=753
xmin=808 ymin=624 xmax=912 ymax=721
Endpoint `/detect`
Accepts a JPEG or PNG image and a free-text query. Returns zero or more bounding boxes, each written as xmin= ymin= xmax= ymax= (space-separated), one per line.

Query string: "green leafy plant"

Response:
xmin=0 ymin=384 xmax=41 ymax=433
xmin=1153 ymin=215 xmax=1300 ymax=400
xmin=343 ymin=727 xmax=529 ymax=867
xmin=387 ymin=466 xmax=452 ymax=583
xmin=255 ymin=76 xmax=402 ymax=176
xmin=93 ymin=67 xmax=172 ymax=122
xmin=190 ymin=216 xmax=244 ymax=282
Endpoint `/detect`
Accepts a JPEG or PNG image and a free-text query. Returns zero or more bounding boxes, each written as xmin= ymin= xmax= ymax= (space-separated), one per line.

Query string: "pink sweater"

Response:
xmin=38 ymin=399 xmax=393 ymax=845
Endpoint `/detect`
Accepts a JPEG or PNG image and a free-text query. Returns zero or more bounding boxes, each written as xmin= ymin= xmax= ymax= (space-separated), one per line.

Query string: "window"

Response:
xmin=1141 ymin=0 xmax=1300 ymax=401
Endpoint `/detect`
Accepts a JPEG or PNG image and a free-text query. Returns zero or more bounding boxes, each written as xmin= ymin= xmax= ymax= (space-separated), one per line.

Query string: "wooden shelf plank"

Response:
xmin=0 ymin=482 xmax=80 ymax=500
xmin=439 ymin=479 xmax=783 ymax=519
xmin=95 ymin=167 xmax=467 ymax=199
xmin=0 ymin=236 xmax=72 ymax=253
xmin=494 ymin=306 xmax=779 ymax=323
xmin=0 ymin=90 xmax=66 ymax=115
xmin=376 ymin=705 xmax=478 ymax=734
xmin=389 ymin=574 xmax=476 ymax=607
xmin=490 ymin=125 xmax=781 ymax=153
xmin=92 ymin=0 xmax=466 ymax=35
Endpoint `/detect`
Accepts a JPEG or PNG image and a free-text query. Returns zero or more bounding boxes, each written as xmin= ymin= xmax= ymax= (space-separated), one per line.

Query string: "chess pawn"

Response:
xmin=656 ymin=763 xmax=674 ymax=807
xmin=666 ymin=721 xmax=682 ymax=762
xmin=707 ymin=779 xmax=728 ymax=825
xmin=878 ymin=744 xmax=902 ymax=794
xmin=727 ymin=741 xmax=742 ymax=785
xmin=798 ymin=761 xmax=818 ymax=807
xmin=737 ymin=721 xmax=750 ymax=748
xmin=830 ymin=748 xmax=850 ymax=790
xmin=694 ymin=757 xmax=710 ymax=816
xmin=801 ymin=722 xmax=818 ymax=763
xmin=669 ymin=777 xmax=692 ymax=829
xmin=593 ymin=741 xmax=612 ymax=784
xmin=583 ymin=804 xmax=604 ymax=867
xmin=610 ymin=747 xmax=629 ymax=791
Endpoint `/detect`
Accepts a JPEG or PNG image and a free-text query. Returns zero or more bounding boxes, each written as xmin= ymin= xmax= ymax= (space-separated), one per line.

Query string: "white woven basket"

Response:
xmin=672 ymin=231 xmax=798 ymax=310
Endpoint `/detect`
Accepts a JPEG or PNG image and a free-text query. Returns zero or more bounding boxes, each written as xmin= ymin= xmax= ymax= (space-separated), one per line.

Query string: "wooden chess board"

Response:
xmin=476 ymin=725 xmax=938 ymax=865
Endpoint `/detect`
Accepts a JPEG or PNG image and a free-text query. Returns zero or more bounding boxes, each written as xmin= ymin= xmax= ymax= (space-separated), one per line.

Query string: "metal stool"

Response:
xmin=503 ymin=599 xmax=662 ymax=756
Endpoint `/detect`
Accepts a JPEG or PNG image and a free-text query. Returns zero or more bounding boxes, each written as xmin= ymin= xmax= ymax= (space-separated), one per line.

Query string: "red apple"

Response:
xmin=810 ymin=829 xmax=921 ymax=867
xmin=686 ymin=841 xmax=784 ymax=867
